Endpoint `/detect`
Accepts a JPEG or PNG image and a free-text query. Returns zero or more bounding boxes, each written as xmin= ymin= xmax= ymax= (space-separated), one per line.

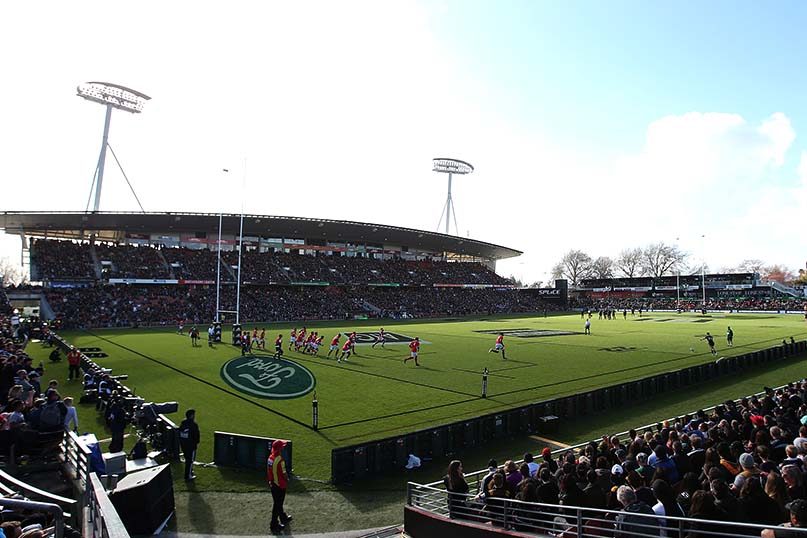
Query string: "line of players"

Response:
xmin=179 ymin=322 xmax=425 ymax=366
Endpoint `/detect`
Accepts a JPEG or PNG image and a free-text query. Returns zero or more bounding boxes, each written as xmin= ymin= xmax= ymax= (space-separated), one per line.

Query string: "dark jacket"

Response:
xmin=179 ymin=417 xmax=200 ymax=450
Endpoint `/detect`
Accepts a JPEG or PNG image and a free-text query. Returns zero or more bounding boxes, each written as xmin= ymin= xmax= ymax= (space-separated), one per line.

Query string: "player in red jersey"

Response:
xmin=274 ymin=334 xmax=283 ymax=358
xmin=311 ymin=335 xmax=323 ymax=355
xmin=349 ymin=331 xmax=358 ymax=356
xmin=488 ymin=333 xmax=507 ymax=360
xmin=327 ymin=334 xmax=341 ymax=358
xmin=338 ymin=339 xmax=351 ymax=363
xmin=404 ymin=337 xmax=420 ymax=366
xmin=177 ymin=319 xmax=185 ymax=334
xmin=251 ymin=328 xmax=259 ymax=349
xmin=258 ymin=329 xmax=266 ymax=351
xmin=295 ymin=327 xmax=307 ymax=352
xmin=304 ymin=332 xmax=314 ymax=354
xmin=372 ymin=328 xmax=386 ymax=349
xmin=289 ymin=328 xmax=297 ymax=351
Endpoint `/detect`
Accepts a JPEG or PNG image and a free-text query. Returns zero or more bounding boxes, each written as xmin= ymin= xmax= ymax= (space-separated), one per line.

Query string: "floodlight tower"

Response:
xmin=433 ymin=158 xmax=474 ymax=235
xmin=77 ymin=82 xmax=151 ymax=212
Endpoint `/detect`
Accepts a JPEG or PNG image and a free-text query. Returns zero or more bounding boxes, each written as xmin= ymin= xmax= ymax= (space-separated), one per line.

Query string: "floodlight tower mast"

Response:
xmin=432 ymin=158 xmax=474 ymax=235
xmin=77 ymin=82 xmax=151 ymax=212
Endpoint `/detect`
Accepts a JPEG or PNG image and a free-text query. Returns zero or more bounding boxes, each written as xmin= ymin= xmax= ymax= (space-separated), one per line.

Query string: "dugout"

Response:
xmin=213 ymin=431 xmax=292 ymax=473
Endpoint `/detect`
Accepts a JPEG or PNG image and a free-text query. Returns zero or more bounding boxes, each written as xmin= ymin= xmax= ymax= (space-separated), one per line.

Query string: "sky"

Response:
xmin=1 ymin=0 xmax=806 ymax=285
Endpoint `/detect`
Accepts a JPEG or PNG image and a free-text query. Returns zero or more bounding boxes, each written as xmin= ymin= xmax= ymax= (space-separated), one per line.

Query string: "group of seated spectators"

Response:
xmin=29 ymin=239 xmax=95 ymax=280
xmin=573 ymin=296 xmax=807 ymax=314
xmin=444 ymin=381 xmax=807 ymax=536
xmin=0 ymin=314 xmax=77 ymax=459
xmin=30 ymin=239 xmax=510 ymax=286
xmin=43 ymin=284 xmax=561 ymax=328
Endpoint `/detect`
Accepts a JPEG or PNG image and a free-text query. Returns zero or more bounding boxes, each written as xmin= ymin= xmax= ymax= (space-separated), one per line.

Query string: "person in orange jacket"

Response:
xmin=267 ymin=439 xmax=292 ymax=532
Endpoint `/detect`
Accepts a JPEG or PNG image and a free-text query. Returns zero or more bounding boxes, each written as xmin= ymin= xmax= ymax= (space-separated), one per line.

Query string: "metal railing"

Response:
xmin=407 ymin=481 xmax=807 ymax=538
xmin=60 ymin=429 xmax=93 ymax=500
xmin=426 ymin=378 xmax=803 ymax=488
xmin=85 ymin=473 xmax=130 ymax=538
xmin=0 ymin=498 xmax=66 ymax=538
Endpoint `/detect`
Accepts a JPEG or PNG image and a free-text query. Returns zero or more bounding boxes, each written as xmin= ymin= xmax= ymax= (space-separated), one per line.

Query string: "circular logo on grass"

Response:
xmin=220 ymin=355 xmax=316 ymax=399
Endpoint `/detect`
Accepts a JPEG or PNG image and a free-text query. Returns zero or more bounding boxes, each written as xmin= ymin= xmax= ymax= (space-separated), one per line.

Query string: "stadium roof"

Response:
xmin=0 ymin=211 xmax=522 ymax=260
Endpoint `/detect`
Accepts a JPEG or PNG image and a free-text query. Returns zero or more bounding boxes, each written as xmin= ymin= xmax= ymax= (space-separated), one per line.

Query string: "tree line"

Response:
xmin=548 ymin=243 xmax=806 ymax=288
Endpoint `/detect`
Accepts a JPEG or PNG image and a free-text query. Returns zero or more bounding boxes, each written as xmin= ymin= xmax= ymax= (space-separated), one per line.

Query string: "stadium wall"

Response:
xmin=330 ymin=339 xmax=807 ymax=483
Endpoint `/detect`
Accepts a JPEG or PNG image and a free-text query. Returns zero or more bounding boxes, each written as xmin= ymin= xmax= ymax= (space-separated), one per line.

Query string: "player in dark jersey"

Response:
xmin=274 ymin=334 xmax=283 ymax=358
xmin=702 ymin=332 xmax=717 ymax=355
xmin=726 ymin=326 xmax=734 ymax=347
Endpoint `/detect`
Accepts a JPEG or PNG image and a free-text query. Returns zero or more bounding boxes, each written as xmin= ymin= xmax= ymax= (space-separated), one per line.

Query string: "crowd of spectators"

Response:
xmin=0 ymin=310 xmax=77 ymax=460
xmin=94 ymin=243 xmax=170 ymax=279
xmin=446 ymin=382 xmax=807 ymax=536
xmin=30 ymin=239 xmax=95 ymax=280
xmin=30 ymin=239 xmax=510 ymax=286
xmin=42 ymin=284 xmax=560 ymax=328
xmin=573 ymin=296 xmax=807 ymax=314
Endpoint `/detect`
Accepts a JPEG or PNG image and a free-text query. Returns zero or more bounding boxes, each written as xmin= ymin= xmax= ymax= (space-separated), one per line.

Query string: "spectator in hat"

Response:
xmin=268 ymin=439 xmax=291 ymax=532
xmin=734 ymin=452 xmax=762 ymax=491
xmin=541 ymin=447 xmax=558 ymax=473
xmin=761 ymin=499 xmax=807 ymax=538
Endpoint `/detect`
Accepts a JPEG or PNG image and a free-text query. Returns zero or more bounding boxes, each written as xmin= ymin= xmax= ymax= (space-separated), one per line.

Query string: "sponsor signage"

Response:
xmin=220 ymin=355 xmax=316 ymax=400
xmin=108 ymin=278 xmax=179 ymax=284
xmin=289 ymin=281 xmax=329 ymax=286
xmin=537 ymin=289 xmax=562 ymax=295
xmin=655 ymin=286 xmax=678 ymax=291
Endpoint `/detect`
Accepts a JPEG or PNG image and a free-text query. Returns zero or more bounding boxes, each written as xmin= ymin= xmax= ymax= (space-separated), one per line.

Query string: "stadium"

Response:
xmin=4 ymin=5 xmax=807 ymax=538
xmin=1 ymin=208 xmax=807 ymax=537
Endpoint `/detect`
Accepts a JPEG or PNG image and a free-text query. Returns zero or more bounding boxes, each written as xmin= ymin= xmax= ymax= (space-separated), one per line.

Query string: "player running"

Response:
xmin=274 ymin=334 xmax=284 ymax=358
xmin=702 ymin=332 xmax=717 ymax=355
xmin=295 ymin=327 xmax=307 ymax=352
xmin=488 ymin=333 xmax=507 ymax=360
xmin=177 ymin=319 xmax=185 ymax=334
xmin=312 ymin=335 xmax=324 ymax=355
xmin=372 ymin=328 xmax=386 ymax=349
xmin=190 ymin=326 xmax=200 ymax=347
xmin=338 ymin=339 xmax=351 ymax=363
xmin=258 ymin=329 xmax=266 ymax=351
xmin=349 ymin=331 xmax=358 ymax=356
xmin=726 ymin=326 xmax=734 ymax=347
xmin=327 ymin=334 xmax=341 ymax=358
xmin=404 ymin=337 xmax=420 ymax=366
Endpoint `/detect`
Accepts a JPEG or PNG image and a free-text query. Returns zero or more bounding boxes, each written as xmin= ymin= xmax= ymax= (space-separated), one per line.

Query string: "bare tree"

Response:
xmin=641 ymin=242 xmax=687 ymax=278
xmin=614 ymin=248 xmax=643 ymax=278
xmin=527 ymin=281 xmax=544 ymax=288
xmin=0 ymin=258 xmax=23 ymax=287
xmin=737 ymin=259 xmax=766 ymax=274
xmin=761 ymin=264 xmax=796 ymax=285
xmin=552 ymin=250 xmax=592 ymax=287
xmin=590 ymin=256 xmax=614 ymax=279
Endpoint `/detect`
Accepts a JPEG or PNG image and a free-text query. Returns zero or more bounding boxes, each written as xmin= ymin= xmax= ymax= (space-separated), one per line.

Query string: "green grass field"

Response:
xmin=47 ymin=311 xmax=807 ymax=482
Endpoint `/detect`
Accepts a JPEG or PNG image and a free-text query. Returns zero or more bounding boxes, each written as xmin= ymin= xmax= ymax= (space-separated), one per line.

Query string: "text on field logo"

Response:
xmin=220 ymin=355 xmax=316 ymax=399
